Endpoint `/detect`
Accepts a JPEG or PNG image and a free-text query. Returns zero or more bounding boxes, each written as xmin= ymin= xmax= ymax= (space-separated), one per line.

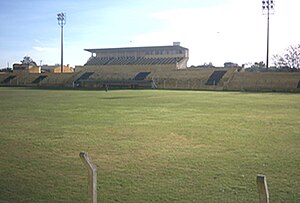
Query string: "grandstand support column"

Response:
xmin=57 ymin=12 xmax=66 ymax=73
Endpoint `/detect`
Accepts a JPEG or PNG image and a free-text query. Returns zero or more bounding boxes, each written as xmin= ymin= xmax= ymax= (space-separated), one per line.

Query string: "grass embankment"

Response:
xmin=0 ymin=87 xmax=299 ymax=202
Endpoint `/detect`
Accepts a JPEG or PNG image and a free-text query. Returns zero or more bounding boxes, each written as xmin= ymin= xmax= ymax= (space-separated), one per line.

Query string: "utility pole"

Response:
xmin=57 ymin=12 xmax=66 ymax=73
xmin=262 ymin=0 xmax=275 ymax=71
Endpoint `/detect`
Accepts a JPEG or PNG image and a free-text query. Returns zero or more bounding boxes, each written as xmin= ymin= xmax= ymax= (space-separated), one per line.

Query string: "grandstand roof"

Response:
xmin=84 ymin=45 xmax=188 ymax=53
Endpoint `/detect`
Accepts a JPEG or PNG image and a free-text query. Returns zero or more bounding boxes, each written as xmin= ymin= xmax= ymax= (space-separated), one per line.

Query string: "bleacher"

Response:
xmin=0 ymin=73 xmax=80 ymax=88
xmin=37 ymin=73 xmax=76 ymax=87
xmin=225 ymin=72 xmax=300 ymax=92
xmin=107 ymin=57 xmax=136 ymax=65
xmin=6 ymin=74 xmax=41 ymax=86
xmin=77 ymin=70 xmax=153 ymax=89
xmin=1 ymin=75 xmax=16 ymax=84
xmin=134 ymin=57 xmax=183 ymax=65
xmin=1 ymin=65 xmax=298 ymax=92
xmin=75 ymin=72 xmax=94 ymax=82
xmin=205 ymin=70 xmax=227 ymax=85
xmin=84 ymin=57 xmax=184 ymax=66
xmin=32 ymin=75 xmax=47 ymax=84
xmin=150 ymin=68 xmax=233 ymax=90
xmin=85 ymin=57 xmax=113 ymax=66
xmin=133 ymin=72 xmax=151 ymax=80
xmin=73 ymin=72 xmax=95 ymax=87
xmin=78 ymin=66 xmax=219 ymax=90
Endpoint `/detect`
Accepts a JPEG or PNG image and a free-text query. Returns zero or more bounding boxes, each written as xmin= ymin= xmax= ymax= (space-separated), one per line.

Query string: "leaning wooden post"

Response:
xmin=80 ymin=152 xmax=97 ymax=203
xmin=256 ymin=175 xmax=269 ymax=203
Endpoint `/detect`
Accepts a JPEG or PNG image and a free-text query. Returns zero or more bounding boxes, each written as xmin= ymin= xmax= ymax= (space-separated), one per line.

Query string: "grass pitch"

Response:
xmin=0 ymin=87 xmax=299 ymax=202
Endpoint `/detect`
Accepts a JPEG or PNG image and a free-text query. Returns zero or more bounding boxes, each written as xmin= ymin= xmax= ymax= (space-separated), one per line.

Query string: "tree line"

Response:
xmin=246 ymin=44 xmax=300 ymax=72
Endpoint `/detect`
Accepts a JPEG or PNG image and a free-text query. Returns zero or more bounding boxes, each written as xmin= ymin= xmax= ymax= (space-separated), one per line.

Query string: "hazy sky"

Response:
xmin=0 ymin=0 xmax=299 ymax=68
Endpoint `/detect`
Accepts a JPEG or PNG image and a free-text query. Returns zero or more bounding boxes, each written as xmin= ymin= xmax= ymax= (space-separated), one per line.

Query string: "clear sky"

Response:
xmin=0 ymin=0 xmax=299 ymax=68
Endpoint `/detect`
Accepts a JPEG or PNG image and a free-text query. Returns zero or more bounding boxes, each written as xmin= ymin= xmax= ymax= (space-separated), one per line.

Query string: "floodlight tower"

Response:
xmin=57 ymin=12 xmax=66 ymax=73
xmin=262 ymin=0 xmax=275 ymax=71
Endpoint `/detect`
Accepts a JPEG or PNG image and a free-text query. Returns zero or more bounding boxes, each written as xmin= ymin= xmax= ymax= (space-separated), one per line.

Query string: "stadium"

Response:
xmin=1 ymin=43 xmax=300 ymax=92
xmin=1 ymin=43 xmax=300 ymax=203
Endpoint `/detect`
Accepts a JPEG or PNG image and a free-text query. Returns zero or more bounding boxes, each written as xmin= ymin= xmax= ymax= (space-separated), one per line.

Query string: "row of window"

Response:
xmin=145 ymin=50 xmax=183 ymax=55
xmin=93 ymin=49 xmax=186 ymax=58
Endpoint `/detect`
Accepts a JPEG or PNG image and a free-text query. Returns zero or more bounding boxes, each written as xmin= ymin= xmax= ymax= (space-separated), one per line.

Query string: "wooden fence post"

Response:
xmin=80 ymin=152 xmax=97 ymax=203
xmin=256 ymin=175 xmax=269 ymax=203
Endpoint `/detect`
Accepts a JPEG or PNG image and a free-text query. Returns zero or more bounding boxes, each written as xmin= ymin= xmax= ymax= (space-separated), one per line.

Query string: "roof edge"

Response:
xmin=84 ymin=45 xmax=188 ymax=53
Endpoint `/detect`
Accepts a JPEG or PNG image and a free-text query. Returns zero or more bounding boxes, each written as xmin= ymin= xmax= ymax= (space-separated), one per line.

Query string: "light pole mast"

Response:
xmin=262 ymin=1 xmax=275 ymax=71
xmin=57 ymin=12 xmax=66 ymax=73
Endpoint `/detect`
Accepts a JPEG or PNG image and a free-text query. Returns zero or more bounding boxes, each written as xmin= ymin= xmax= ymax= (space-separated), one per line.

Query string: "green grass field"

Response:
xmin=0 ymin=87 xmax=299 ymax=202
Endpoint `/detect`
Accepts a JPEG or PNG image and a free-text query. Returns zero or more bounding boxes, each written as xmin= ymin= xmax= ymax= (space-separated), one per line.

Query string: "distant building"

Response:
xmin=13 ymin=56 xmax=41 ymax=73
xmin=42 ymin=64 xmax=74 ymax=73
xmin=13 ymin=64 xmax=41 ymax=73
xmin=224 ymin=62 xmax=239 ymax=68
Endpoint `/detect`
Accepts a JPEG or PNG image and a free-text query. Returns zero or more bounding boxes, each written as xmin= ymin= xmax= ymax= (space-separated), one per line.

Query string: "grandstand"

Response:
xmin=1 ymin=75 xmax=16 ymax=84
xmin=80 ymin=43 xmax=234 ymax=90
xmin=84 ymin=43 xmax=189 ymax=70
xmin=0 ymin=73 xmax=77 ymax=87
xmin=77 ymin=62 xmax=236 ymax=90
xmin=1 ymin=68 xmax=299 ymax=92
xmin=225 ymin=72 xmax=300 ymax=92
xmin=1 ymin=43 xmax=300 ymax=92
xmin=151 ymin=68 xmax=236 ymax=90
xmin=0 ymin=73 xmax=44 ymax=86
xmin=85 ymin=56 xmax=185 ymax=66
xmin=76 ymin=69 xmax=154 ymax=89
xmin=2 ymin=67 xmax=298 ymax=92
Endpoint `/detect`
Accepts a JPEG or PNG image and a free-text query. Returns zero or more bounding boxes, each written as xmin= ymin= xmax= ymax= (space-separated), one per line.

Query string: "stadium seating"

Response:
xmin=205 ymin=70 xmax=227 ymax=85
xmin=225 ymin=72 xmax=300 ymax=92
xmin=85 ymin=57 xmax=112 ymax=66
xmin=32 ymin=75 xmax=47 ymax=84
xmin=1 ymin=75 xmax=16 ymax=84
xmin=1 ymin=65 xmax=299 ymax=92
xmin=44 ymin=73 xmax=76 ymax=86
xmin=150 ymin=68 xmax=233 ymax=90
xmin=74 ymin=72 xmax=94 ymax=82
xmin=133 ymin=72 xmax=151 ymax=80
xmin=10 ymin=74 xmax=41 ymax=86
xmin=84 ymin=56 xmax=184 ymax=66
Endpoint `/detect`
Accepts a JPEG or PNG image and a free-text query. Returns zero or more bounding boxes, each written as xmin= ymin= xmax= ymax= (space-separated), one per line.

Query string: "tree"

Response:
xmin=21 ymin=56 xmax=37 ymax=66
xmin=244 ymin=61 xmax=266 ymax=72
xmin=252 ymin=61 xmax=265 ymax=68
xmin=0 ymin=67 xmax=12 ymax=72
xmin=273 ymin=44 xmax=300 ymax=69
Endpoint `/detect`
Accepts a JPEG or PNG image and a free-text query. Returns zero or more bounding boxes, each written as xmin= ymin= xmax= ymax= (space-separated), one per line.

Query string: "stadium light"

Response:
xmin=57 ymin=12 xmax=66 ymax=73
xmin=262 ymin=0 xmax=275 ymax=71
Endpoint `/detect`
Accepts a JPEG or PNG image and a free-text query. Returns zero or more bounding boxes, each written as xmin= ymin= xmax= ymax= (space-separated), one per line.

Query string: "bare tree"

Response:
xmin=273 ymin=44 xmax=300 ymax=69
